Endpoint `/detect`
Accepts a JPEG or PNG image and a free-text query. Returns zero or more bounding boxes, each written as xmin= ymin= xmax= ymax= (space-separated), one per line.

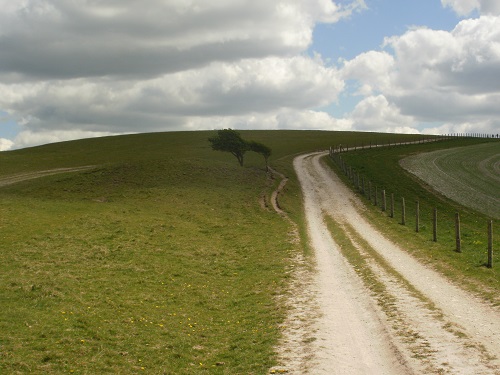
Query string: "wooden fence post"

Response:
xmin=374 ymin=186 xmax=378 ymax=207
xmin=488 ymin=220 xmax=493 ymax=268
xmin=433 ymin=208 xmax=438 ymax=242
xmin=390 ymin=193 xmax=394 ymax=218
xmin=382 ymin=190 xmax=386 ymax=212
xmin=401 ymin=198 xmax=406 ymax=225
xmin=455 ymin=213 xmax=461 ymax=253
xmin=368 ymin=181 xmax=372 ymax=201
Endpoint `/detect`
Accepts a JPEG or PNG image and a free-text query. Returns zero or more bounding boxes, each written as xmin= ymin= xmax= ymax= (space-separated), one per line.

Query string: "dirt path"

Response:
xmin=282 ymin=152 xmax=500 ymax=374
xmin=0 ymin=166 xmax=96 ymax=187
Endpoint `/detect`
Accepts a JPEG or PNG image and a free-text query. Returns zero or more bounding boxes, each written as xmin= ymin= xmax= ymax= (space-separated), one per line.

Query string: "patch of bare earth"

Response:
xmin=272 ymin=152 xmax=499 ymax=374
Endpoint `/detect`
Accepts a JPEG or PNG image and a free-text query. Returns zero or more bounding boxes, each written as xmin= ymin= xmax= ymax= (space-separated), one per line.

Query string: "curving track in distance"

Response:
xmin=400 ymin=142 xmax=500 ymax=219
xmin=0 ymin=166 xmax=96 ymax=188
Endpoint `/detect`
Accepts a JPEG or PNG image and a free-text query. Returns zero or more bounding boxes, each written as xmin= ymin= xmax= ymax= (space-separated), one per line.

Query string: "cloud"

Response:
xmin=12 ymin=129 xmax=119 ymax=150
xmin=340 ymin=51 xmax=394 ymax=95
xmin=1 ymin=0 xmax=497 ymax=148
xmin=441 ymin=0 xmax=480 ymax=16
xmin=441 ymin=0 xmax=500 ymax=16
xmin=348 ymin=95 xmax=417 ymax=133
xmin=0 ymin=56 xmax=344 ymax=134
xmin=0 ymin=0 xmax=363 ymax=148
xmin=341 ymin=15 xmax=500 ymax=134
xmin=420 ymin=119 xmax=499 ymax=136
xmin=182 ymin=108 xmax=352 ymax=132
xmin=0 ymin=138 xmax=14 ymax=151
xmin=0 ymin=0 xmax=362 ymax=80
xmin=274 ymin=109 xmax=352 ymax=130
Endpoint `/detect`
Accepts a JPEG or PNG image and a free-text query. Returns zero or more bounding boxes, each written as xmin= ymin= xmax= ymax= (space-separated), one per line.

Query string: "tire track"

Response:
xmin=0 ymin=166 xmax=96 ymax=187
xmin=293 ymin=151 xmax=500 ymax=374
xmin=294 ymin=153 xmax=412 ymax=374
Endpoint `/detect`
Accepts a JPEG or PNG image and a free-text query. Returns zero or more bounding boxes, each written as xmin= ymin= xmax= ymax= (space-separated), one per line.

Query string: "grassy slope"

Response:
xmin=327 ymin=138 xmax=499 ymax=305
xmin=0 ymin=130 xmax=442 ymax=374
xmin=400 ymin=142 xmax=500 ymax=219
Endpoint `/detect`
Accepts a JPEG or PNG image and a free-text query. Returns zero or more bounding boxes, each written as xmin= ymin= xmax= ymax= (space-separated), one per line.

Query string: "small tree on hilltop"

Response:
xmin=208 ymin=129 xmax=249 ymax=166
xmin=248 ymin=141 xmax=272 ymax=171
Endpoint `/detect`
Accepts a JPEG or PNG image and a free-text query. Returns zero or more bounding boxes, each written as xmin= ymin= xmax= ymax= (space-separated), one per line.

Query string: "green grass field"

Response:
xmin=0 ymin=130 xmax=424 ymax=374
xmin=0 ymin=130 xmax=491 ymax=374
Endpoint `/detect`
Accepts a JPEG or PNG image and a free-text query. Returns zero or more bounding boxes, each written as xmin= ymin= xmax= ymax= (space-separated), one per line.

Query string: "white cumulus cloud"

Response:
xmin=442 ymin=0 xmax=500 ymax=16
xmin=0 ymin=138 xmax=14 ymax=151
xmin=341 ymin=51 xmax=394 ymax=95
xmin=340 ymin=15 xmax=500 ymax=134
xmin=348 ymin=95 xmax=417 ymax=133
xmin=0 ymin=56 xmax=344 ymax=134
xmin=0 ymin=0 xmax=360 ymax=148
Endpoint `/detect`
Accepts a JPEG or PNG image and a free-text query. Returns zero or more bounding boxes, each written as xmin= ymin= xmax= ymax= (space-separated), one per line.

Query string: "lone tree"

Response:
xmin=208 ymin=129 xmax=249 ymax=166
xmin=248 ymin=141 xmax=272 ymax=171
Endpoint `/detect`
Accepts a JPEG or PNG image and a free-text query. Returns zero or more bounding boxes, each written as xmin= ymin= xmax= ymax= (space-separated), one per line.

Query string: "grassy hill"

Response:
xmin=0 ymin=130 xmax=489 ymax=374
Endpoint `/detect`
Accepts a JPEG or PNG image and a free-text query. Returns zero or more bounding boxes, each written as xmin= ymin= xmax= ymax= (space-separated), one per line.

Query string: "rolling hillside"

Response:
xmin=0 ymin=130 xmax=492 ymax=374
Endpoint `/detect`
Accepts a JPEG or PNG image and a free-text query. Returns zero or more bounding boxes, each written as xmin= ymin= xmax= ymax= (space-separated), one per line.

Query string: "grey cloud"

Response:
xmin=441 ymin=0 xmax=500 ymax=16
xmin=1 ymin=52 xmax=344 ymax=139
xmin=438 ymin=63 xmax=500 ymax=94
xmin=480 ymin=0 xmax=500 ymax=14
xmin=0 ymin=36 xmax=293 ymax=80
xmin=393 ymin=91 xmax=500 ymax=123
xmin=0 ymin=0 xmax=363 ymax=148
xmin=0 ymin=1 xmax=307 ymax=80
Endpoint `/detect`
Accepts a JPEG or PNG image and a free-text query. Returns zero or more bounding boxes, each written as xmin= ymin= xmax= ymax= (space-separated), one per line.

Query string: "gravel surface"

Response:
xmin=276 ymin=152 xmax=500 ymax=374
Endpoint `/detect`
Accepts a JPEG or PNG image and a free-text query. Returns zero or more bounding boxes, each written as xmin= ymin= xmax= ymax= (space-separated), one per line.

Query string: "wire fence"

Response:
xmin=329 ymin=142 xmax=495 ymax=268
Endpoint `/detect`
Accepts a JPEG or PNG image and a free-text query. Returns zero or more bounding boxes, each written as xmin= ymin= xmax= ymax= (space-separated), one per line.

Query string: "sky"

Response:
xmin=0 ymin=0 xmax=499 ymax=150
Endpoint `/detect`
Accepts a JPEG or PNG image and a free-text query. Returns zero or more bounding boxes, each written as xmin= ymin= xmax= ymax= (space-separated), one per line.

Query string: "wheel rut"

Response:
xmin=0 ymin=166 xmax=96 ymax=187
xmin=286 ymin=151 xmax=500 ymax=374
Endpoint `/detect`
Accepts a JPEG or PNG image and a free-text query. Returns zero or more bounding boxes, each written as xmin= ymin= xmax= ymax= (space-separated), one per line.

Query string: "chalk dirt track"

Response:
xmin=0 ymin=166 xmax=95 ymax=187
xmin=273 ymin=152 xmax=500 ymax=374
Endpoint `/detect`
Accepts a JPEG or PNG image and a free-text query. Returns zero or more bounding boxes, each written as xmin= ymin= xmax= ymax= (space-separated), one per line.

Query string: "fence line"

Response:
xmin=329 ymin=141 xmax=495 ymax=268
